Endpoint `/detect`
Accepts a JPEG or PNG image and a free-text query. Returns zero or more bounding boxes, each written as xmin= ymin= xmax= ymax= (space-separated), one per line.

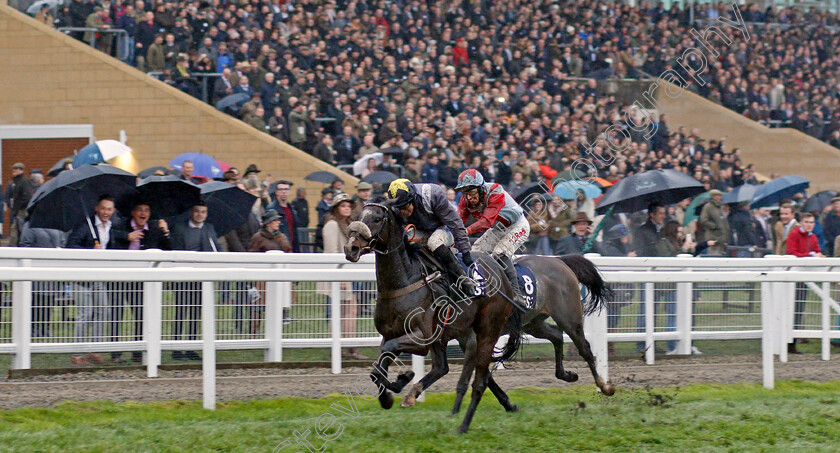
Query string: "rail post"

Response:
xmin=11 ymin=259 xmax=32 ymax=370
xmin=644 ymin=282 xmax=655 ymax=365
xmin=331 ymin=281 xmax=342 ymax=374
xmin=202 ymin=281 xmax=216 ymax=410
xmin=143 ymin=281 xmax=162 ymax=378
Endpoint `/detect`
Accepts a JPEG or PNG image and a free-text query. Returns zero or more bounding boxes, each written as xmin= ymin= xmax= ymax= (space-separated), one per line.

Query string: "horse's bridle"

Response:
xmin=354 ymin=202 xmax=403 ymax=256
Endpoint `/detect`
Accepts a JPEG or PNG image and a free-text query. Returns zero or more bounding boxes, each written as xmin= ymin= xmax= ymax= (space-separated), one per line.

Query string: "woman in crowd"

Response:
xmin=319 ymin=193 xmax=366 ymax=360
xmin=527 ymin=198 xmax=551 ymax=255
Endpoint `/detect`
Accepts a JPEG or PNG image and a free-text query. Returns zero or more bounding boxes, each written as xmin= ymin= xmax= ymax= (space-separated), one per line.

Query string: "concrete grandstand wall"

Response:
xmin=0 ymin=3 xmax=357 ymax=226
xmin=656 ymin=83 xmax=840 ymax=193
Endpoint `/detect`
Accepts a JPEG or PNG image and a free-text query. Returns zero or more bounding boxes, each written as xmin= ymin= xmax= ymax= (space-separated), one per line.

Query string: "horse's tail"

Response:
xmin=494 ymin=308 xmax=523 ymax=364
xmin=559 ymin=255 xmax=613 ymax=316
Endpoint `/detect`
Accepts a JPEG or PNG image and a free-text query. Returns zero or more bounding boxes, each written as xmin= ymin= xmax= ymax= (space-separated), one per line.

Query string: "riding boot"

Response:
xmin=497 ymin=255 xmax=530 ymax=312
xmin=432 ymin=245 xmax=479 ymax=298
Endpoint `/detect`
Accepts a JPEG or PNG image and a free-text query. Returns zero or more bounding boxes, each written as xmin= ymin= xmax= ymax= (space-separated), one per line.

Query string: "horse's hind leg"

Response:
xmin=528 ymin=320 xmax=578 ymax=382
xmin=402 ymin=340 xmax=450 ymax=408
xmin=552 ymin=312 xmax=615 ymax=396
xmin=486 ymin=374 xmax=518 ymax=412
xmin=452 ymin=333 xmax=476 ymax=415
xmin=457 ymin=331 xmax=496 ymax=434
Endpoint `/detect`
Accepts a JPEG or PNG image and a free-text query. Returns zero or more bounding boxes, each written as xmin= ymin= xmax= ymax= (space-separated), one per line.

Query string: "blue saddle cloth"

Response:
xmin=514 ymin=264 xmax=537 ymax=310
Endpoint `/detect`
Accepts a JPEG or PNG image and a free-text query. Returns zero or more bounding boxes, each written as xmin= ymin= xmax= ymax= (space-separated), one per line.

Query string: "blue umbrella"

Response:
xmin=362 ymin=171 xmax=399 ymax=185
xmin=27 ymin=164 xmax=136 ymax=232
xmin=199 ymin=181 xmax=258 ymax=236
xmin=552 ymin=180 xmax=601 ymax=199
xmin=749 ymin=176 xmax=810 ymax=209
xmin=73 ymin=140 xmax=133 ymax=167
xmin=722 ymin=184 xmax=757 ymax=204
xmin=169 ymin=153 xmax=224 ymax=179
xmin=305 ymin=171 xmax=342 ymax=184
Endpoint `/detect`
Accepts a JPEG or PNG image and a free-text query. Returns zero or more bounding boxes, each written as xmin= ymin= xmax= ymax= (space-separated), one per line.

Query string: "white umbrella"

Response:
xmin=353 ymin=152 xmax=384 ymax=176
xmin=27 ymin=0 xmax=59 ymax=15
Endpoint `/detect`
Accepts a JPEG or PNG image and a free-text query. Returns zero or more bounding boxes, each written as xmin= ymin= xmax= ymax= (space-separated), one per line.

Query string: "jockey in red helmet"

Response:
xmin=456 ymin=169 xmax=531 ymax=311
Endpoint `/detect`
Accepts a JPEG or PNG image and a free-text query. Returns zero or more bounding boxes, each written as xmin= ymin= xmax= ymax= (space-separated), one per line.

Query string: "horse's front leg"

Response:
xmin=369 ymin=330 xmax=432 ymax=408
xmin=401 ymin=340 xmax=449 ymax=407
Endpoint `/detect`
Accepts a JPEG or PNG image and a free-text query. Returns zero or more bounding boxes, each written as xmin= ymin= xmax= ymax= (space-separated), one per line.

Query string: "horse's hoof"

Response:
xmin=398 ymin=371 xmax=415 ymax=383
xmin=456 ymin=425 xmax=469 ymax=435
xmin=601 ymin=384 xmax=616 ymax=396
xmin=400 ymin=395 xmax=416 ymax=408
xmin=507 ymin=404 xmax=519 ymax=413
xmin=449 ymin=410 xmax=459 ymax=417
xmin=558 ymin=371 xmax=578 ymax=382
xmin=379 ymin=392 xmax=394 ymax=410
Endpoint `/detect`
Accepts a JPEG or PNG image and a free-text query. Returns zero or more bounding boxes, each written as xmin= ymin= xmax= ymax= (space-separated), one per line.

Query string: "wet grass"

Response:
xmin=0 ymin=381 xmax=838 ymax=452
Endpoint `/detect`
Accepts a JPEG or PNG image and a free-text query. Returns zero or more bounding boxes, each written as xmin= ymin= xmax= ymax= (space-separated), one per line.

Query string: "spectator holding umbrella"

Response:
xmin=66 ymin=194 xmax=121 ymax=366
xmin=169 ymin=202 xmax=221 ymax=361
xmin=109 ymin=199 xmax=171 ymax=363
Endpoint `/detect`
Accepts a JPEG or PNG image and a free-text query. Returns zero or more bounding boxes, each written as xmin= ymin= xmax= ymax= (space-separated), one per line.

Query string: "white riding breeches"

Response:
xmin=471 ymin=215 xmax=530 ymax=258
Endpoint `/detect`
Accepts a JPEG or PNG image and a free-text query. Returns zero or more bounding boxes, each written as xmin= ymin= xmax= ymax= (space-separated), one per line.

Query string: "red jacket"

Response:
xmin=458 ymin=183 xmax=522 ymax=236
xmin=786 ymin=226 xmax=821 ymax=257
xmin=453 ymin=44 xmax=469 ymax=66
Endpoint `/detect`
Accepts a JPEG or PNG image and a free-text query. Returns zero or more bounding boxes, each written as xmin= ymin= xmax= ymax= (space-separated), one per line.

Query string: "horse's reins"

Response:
xmin=357 ymin=202 xmax=441 ymax=300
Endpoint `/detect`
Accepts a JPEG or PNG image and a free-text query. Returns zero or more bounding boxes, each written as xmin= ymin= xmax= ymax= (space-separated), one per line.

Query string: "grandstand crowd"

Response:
xmin=28 ymin=0 xmax=840 ymax=150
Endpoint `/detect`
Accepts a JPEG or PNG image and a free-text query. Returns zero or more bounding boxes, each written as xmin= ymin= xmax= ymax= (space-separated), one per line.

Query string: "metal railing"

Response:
xmin=1 ymin=250 xmax=839 ymax=408
xmin=146 ymin=72 xmax=221 ymax=104
xmin=57 ymin=27 xmax=131 ymax=63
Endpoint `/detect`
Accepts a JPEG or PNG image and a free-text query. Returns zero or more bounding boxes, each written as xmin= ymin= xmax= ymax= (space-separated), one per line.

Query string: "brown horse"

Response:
xmin=344 ymin=199 xmax=523 ymax=434
xmin=451 ymin=254 xmax=616 ymax=415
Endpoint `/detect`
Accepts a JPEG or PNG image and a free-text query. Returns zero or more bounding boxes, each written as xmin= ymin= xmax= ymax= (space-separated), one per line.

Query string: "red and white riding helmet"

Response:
xmin=455 ymin=169 xmax=485 ymax=192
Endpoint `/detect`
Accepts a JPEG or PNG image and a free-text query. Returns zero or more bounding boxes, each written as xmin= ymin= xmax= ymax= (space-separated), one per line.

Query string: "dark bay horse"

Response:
xmin=451 ymin=254 xmax=616 ymax=415
xmin=344 ymin=199 xmax=523 ymax=434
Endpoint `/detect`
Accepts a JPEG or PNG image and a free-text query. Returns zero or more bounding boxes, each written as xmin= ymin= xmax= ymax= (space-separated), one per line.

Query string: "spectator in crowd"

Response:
xmin=291 ymin=187 xmax=309 ymax=229
xmin=84 ymin=6 xmax=112 ymax=55
xmin=178 ymin=160 xmax=201 ymax=184
xmin=601 ymin=224 xmax=636 ymax=257
xmin=548 ymin=198 xmax=575 ymax=254
xmin=66 ymin=195 xmax=121 ymax=366
xmin=6 ymin=162 xmax=34 ymax=247
xmin=821 ymin=197 xmax=840 ymax=256
xmin=169 ymin=202 xmax=221 ymax=360
xmin=109 ymin=200 xmax=171 ymax=363
xmin=773 ymin=203 xmax=798 ymax=255
xmin=699 ymin=190 xmax=729 ymax=255
xmin=20 ymin=221 xmax=65 ymax=340
xmin=266 ymin=180 xmax=301 ymax=252
xmin=786 ymin=212 xmax=825 ymax=354
xmin=316 ymin=188 xmax=333 ymax=224
xmin=633 ymin=202 xmax=665 ymax=257
xmin=527 ymin=198 xmax=551 ymax=255
xmin=351 ymin=181 xmax=373 ymax=218
xmin=248 ymin=209 xmax=291 ymax=253
xmin=556 ymin=212 xmax=602 ymax=256
xmin=318 ymin=193 xmax=366 ymax=360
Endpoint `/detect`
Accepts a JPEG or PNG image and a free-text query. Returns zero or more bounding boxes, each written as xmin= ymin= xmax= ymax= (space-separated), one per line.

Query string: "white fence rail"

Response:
xmin=1 ymin=250 xmax=839 ymax=409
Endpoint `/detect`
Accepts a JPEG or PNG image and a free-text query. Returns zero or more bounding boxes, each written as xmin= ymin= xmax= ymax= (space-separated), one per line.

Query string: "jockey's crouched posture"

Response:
xmin=456 ymin=169 xmax=531 ymax=311
xmin=387 ymin=179 xmax=479 ymax=297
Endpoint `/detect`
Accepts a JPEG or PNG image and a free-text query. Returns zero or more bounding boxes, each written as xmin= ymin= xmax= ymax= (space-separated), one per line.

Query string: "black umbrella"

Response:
xmin=199 ymin=181 xmax=258 ymax=236
xmin=47 ymin=156 xmax=75 ymax=177
xmin=802 ymin=190 xmax=838 ymax=213
xmin=511 ymin=182 xmax=549 ymax=204
xmin=138 ymin=166 xmax=176 ymax=179
xmin=722 ymin=184 xmax=757 ymax=205
xmin=749 ymin=175 xmax=810 ymax=209
xmin=595 ymin=169 xmax=705 ymax=215
xmin=305 ymin=171 xmax=341 ymax=184
xmin=27 ymin=164 xmax=136 ymax=232
xmin=118 ymin=175 xmax=201 ymax=219
xmin=362 ymin=171 xmax=399 ymax=185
